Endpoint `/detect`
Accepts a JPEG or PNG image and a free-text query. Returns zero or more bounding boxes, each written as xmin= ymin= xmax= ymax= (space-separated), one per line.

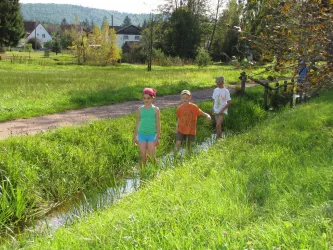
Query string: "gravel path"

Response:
xmin=0 ymin=85 xmax=247 ymax=140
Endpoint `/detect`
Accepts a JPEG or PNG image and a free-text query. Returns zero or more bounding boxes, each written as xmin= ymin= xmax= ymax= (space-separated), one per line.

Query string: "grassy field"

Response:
xmin=1 ymin=88 xmax=332 ymax=248
xmin=2 ymin=54 xmax=325 ymax=248
xmin=0 ymin=52 xmax=282 ymax=122
xmin=3 ymin=89 xmax=329 ymax=249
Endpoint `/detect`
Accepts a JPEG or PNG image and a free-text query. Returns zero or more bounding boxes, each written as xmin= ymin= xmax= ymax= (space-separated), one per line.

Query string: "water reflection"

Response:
xmin=34 ymin=133 xmax=224 ymax=233
xmin=35 ymin=178 xmax=140 ymax=233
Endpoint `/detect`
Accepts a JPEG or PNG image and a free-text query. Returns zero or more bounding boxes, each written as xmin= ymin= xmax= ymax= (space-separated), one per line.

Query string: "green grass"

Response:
xmin=0 ymin=87 xmax=265 ymax=238
xmin=0 ymin=57 xmax=283 ymax=122
xmin=4 ymin=90 xmax=332 ymax=249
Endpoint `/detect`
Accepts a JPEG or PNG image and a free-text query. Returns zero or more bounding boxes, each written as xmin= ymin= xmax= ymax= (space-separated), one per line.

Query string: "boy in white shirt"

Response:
xmin=212 ymin=76 xmax=232 ymax=138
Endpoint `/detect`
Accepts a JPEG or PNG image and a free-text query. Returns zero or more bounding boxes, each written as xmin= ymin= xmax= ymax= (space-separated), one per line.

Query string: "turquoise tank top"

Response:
xmin=138 ymin=105 xmax=156 ymax=135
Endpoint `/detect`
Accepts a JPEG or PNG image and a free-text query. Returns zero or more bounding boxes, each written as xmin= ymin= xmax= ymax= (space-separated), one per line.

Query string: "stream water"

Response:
xmin=33 ymin=133 xmax=222 ymax=233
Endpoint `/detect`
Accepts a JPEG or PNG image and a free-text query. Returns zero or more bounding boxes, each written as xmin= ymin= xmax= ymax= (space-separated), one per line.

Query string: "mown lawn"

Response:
xmin=3 ymin=90 xmax=332 ymax=249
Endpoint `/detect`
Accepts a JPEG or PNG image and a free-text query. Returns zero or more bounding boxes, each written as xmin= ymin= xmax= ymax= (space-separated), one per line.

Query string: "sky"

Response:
xmin=20 ymin=0 xmax=165 ymax=14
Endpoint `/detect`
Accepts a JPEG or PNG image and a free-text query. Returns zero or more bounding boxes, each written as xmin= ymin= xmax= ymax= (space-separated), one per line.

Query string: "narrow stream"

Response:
xmin=33 ymin=133 xmax=222 ymax=233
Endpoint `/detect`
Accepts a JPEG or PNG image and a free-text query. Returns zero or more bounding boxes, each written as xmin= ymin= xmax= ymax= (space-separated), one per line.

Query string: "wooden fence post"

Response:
xmin=239 ymin=72 xmax=247 ymax=95
xmin=275 ymin=82 xmax=279 ymax=95
xmin=264 ymin=82 xmax=269 ymax=110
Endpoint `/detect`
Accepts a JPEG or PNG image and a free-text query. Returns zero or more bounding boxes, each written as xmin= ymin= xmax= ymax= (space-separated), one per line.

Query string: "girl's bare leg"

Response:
xmin=139 ymin=142 xmax=148 ymax=167
xmin=147 ymin=142 xmax=157 ymax=164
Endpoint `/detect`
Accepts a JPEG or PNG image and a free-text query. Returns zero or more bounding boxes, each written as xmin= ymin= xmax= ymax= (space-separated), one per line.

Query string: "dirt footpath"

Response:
xmin=0 ymin=86 xmax=243 ymax=140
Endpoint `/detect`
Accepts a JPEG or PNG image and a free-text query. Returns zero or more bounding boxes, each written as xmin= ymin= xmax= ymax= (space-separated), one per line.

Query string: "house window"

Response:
xmin=123 ymin=35 xmax=129 ymax=40
xmin=42 ymin=34 xmax=45 ymax=38
xmin=135 ymin=36 xmax=140 ymax=40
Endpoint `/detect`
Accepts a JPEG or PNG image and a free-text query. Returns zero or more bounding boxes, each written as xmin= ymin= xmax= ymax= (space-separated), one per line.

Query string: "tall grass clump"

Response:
xmin=223 ymin=85 xmax=267 ymax=133
xmin=0 ymin=116 xmax=139 ymax=237
xmin=11 ymin=90 xmax=332 ymax=249
xmin=0 ymin=175 xmax=33 ymax=235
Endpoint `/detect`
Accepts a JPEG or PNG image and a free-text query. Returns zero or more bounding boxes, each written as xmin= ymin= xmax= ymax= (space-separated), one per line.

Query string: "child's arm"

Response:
xmin=200 ymin=111 xmax=211 ymax=120
xmin=175 ymin=118 xmax=179 ymax=134
xmin=133 ymin=107 xmax=140 ymax=145
xmin=155 ymin=107 xmax=161 ymax=145
xmin=218 ymin=100 xmax=232 ymax=115
xmin=212 ymin=100 xmax=214 ymax=114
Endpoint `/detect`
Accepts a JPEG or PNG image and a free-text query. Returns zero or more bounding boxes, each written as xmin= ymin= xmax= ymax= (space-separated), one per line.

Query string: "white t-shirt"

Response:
xmin=212 ymin=87 xmax=231 ymax=114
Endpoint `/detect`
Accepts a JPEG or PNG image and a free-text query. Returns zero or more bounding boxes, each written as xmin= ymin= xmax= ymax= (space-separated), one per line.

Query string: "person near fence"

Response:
xmin=175 ymin=90 xmax=211 ymax=153
xmin=133 ymin=88 xmax=161 ymax=167
xmin=293 ymin=59 xmax=310 ymax=92
xmin=212 ymin=76 xmax=232 ymax=139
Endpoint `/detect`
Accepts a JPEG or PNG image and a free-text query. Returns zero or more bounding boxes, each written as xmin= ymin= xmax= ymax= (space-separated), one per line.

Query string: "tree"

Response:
xmin=60 ymin=29 xmax=75 ymax=49
xmin=240 ymin=0 xmax=282 ymax=61
xmin=106 ymin=28 xmax=121 ymax=64
xmin=81 ymin=18 xmax=93 ymax=33
xmin=0 ymin=0 xmax=25 ymax=51
xmin=159 ymin=0 xmax=210 ymax=16
xmin=69 ymin=24 xmax=87 ymax=64
xmin=207 ymin=0 xmax=223 ymax=52
xmin=52 ymin=38 xmax=62 ymax=55
xmin=141 ymin=19 xmax=148 ymax=28
xmin=164 ymin=7 xmax=201 ymax=59
xmin=122 ymin=16 xmax=132 ymax=27
xmin=210 ymin=0 xmax=243 ymax=61
xmin=61 ymin=18 xmax=68 ymax=25
xmin=242 ymin=0 xmax=333 ymax=91
xmin=86 ymin=24 xmax=102 ymax=64
xmin=196 ymin=47 xmax=212 ymax=67
xmin=140 ymin=14 xmax=165 ymax=69
xmin=24 ymin=43 xmax=33 ymax=58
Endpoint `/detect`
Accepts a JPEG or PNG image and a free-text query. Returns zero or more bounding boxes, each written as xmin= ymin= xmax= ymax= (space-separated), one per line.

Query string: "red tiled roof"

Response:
xmin=24 ymin=21 xmax=39 ymax=34
xmin=61 ymin=24 xmax=83 ymax=32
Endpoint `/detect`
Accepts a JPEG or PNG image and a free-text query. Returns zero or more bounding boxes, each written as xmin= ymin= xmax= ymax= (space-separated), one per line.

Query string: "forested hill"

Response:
xmin=20 ymin=3 xmax=149 ymax=26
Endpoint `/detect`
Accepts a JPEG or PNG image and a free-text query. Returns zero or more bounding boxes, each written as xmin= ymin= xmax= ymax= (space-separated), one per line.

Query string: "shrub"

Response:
xmin=195 ymin=48 xmax=211 ymax=67
xmin=26 ymin=37 xmax=42 ymax=50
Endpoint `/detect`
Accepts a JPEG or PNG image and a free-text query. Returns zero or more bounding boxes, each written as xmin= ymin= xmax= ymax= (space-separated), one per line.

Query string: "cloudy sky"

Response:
xmin=20 ymin=0 xmax=165 ymax=14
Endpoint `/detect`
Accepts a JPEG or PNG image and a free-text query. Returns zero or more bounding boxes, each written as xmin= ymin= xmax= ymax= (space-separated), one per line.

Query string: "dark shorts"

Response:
xmin=176 ymin=132 xmax=195 ymax=143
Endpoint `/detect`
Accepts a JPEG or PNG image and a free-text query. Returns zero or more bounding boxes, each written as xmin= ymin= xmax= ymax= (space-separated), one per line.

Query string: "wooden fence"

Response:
xmin=240 ymin=73 xmax=312 ymax=110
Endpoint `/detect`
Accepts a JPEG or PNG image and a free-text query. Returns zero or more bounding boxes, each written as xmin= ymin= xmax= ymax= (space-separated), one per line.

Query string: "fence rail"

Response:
xmin=242 ymin=73 xmax=313 ymax=110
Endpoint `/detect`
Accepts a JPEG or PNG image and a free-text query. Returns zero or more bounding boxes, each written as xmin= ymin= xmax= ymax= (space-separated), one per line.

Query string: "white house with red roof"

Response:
xmin=19 ymin=21 xmax=52 ymax=47
xmin=110 ymin=25 xmax=141 ymax=49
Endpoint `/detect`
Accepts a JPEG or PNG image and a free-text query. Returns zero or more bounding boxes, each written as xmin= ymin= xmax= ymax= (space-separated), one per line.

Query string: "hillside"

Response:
xmin=20 ymin=3 xmax=149 ymax=26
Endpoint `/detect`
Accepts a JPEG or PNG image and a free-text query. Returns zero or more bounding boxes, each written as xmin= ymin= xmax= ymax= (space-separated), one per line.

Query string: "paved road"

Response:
xmin=0 ymin=86 xmax=243 ymax=140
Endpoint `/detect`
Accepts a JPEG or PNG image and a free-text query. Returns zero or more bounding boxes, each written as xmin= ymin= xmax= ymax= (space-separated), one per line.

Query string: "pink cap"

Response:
xmin=143 ymin=88 xmax=156 ymax=97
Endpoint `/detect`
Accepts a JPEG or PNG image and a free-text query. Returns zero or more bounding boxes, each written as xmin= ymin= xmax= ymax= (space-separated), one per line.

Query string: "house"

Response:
xmin=19 ymin=21 xmax=52 ymax=47
xmin=110 ymin=25 xmax=142 ymax=49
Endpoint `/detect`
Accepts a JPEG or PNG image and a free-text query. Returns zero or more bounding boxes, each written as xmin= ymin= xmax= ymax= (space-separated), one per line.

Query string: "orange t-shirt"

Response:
xmin=176 ymin=103 xmax=202 ymax=135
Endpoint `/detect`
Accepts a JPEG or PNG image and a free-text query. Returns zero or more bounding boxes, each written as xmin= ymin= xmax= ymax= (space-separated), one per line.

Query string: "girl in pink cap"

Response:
xmin=133 ymin=88 xmax=161 ymax=167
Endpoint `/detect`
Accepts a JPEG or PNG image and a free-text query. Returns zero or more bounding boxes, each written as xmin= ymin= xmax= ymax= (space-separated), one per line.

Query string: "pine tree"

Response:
xmin=122 ymin=16 xmax=132 ymax=27
xmin=0 ymin=0 xmax=25 ymax=51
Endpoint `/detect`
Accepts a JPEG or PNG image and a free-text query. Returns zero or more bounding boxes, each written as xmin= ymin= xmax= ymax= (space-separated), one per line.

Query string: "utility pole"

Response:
xmin=34 ymin=21 xmax=37 ymax=50
xmin=147 ymin=13 xmax=153 ymax=71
